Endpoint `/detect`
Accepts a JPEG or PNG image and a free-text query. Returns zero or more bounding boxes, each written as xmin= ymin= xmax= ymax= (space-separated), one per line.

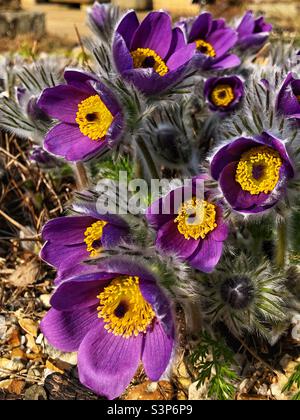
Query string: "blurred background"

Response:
xmin=0 ymin=0 xmax=299 ymax=54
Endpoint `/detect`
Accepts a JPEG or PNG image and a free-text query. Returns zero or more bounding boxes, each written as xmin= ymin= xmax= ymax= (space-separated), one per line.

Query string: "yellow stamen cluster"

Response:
xmin=84 ymin=220 xmax=108 ymax=257
xmin=97 ymin=276 xmax=155 ymax=338
xmin=195 ymin=39 xmax=216 ymax=57
xmin=235 ymin=146 xmax=282 ymax=195
xmin=130 ymin=48 xmax=169 ymax=76
xmin=76 ymin=95 xmax=113 ymax=140
xmin=175 ymin=198 xmax=217 ymax=240
xmin=211 ymin=84 xmax=234 ymax=107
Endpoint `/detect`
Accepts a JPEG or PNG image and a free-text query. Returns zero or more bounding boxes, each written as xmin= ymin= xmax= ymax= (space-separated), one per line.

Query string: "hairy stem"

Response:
xmin=74 ymin=162 xmax=89 ymax=191
xmin=135 ymin=136 xmax=160 ymax=181
xmin=276 ymin=220 xmax=287 ymax=269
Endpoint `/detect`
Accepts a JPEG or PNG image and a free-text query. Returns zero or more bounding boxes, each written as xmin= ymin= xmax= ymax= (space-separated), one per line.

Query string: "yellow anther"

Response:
xmin=175 ymin=198 xmax=217 ymax=240
xmin=235 ymin=146 xmax=282 ymax=195
xmin=76 ymin=95 xmax=113 ymax=141
xmin=130 ymin=48 xmax=169 ymax=76
xmin=84 ymin=220 xmax=108 ymax=257
xmin=97 ymin=276 xmax=155 ymax=338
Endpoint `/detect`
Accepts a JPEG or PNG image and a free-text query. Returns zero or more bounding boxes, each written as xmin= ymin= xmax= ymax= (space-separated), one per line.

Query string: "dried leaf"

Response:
xmin=7 ymin=260 xmax=39 ymax=288
xmin=18 ymin=318 xmax=38 ymax=338
xmin=0 ymin=379 xmax=25 ymax=395
xmin=124 ymin=381 xmax=173 ymax=400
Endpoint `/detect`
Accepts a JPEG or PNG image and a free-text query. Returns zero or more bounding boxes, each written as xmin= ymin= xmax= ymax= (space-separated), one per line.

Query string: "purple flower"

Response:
xmin=88 ymin=2 xmax=109 ymax=30
xmin=113 ymin=10 xmax=196 ymax=95
xmin=40 ymin=259 xmax=175 ymax=399
xmin=40 ymin=201 xmax=129 ymax=284
xmin=276 ymin=73 xmax=300 ymax=120
xmin=236 ymin=10 xmax=272 ymax=51
xmin=204 ymin=75 xmax=244 ymax=112
xmin=210 ymin=133 xmax=294 ymax=214
xmin=183 ymin=12 xmax=240 ymax=70
xmin=146 ymin=177 xmax=228 ymax=273
xmin=30 ymin=146 xmax=58 ymax=168
xmin=37 ymin=69 xmax=124 ymax=162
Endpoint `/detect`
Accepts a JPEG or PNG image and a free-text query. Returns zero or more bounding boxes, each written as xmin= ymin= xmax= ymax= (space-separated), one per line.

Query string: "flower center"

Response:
xmin=76 ymin=95 xmax=114 ymax=141
xmin=97 ymin=276 xmax=155 ymax=338
xmin=235 ymin=146 xmax=282 ymax=195
xmin=195 ymin=39 xmax=216 ymax=57
xmin=174 ymin=198 xmax=217 ymax=240
xmin=211 ymin=84 xmax=234 ymax=107
xmin=130 ymin=48 xmax=169 ymax=76
xmin=84 ymin=220 xmax=108 ymax=257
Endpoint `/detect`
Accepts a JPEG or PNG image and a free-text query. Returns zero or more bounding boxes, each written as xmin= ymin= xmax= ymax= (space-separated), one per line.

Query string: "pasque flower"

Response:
xmin=236 ymin=10 xmax=272 ymax=51
xmin=113 ymin=10 xmax=196 ymax=95
xmin=40 ymin=259 xmax=175 ymax=399
xmin=37 ymin=69 xmax=124 ymax=161
xmin=181 ymin=12 xmax=240 ymax=70
xmin=146 ymin=177 xmax=228 ymax=273
xmin=88 ymin=2 xmax=109 ymax=30
xmin=276 ymin=73 xmax=300 ymax=120
xmin=211 ymin=132 xmax=294 ymax=213
xmin=200 ymin=254 xmax=288 ymax=340
xmin=204 ymin=75 xmax=244 ymax=112
xmin=41 ymin=201 xmax=129 ymax=284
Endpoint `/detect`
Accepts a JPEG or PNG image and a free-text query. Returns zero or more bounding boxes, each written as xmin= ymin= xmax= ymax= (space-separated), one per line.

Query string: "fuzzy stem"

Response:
xmin=275 ymin=220 xmax=287 ymax=269
xmin=74 ymin=162 xmax=89 ymax=191
xmin=135 ymin=136 xmax=160 ymax=180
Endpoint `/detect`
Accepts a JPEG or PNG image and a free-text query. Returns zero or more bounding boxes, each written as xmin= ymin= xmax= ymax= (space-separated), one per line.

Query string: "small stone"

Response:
xmin=0 ymin=315 xmax=6 ymax=339
xmin=0 ymin=379 xmax=25 ymax=395
xmin=26 ymin=334 xmax=40 ymax=354
xmin=124 ymin=380 xmax=173 ymax=400
xmin=7 ymin=327 xmax=21 ymax=348
xmin=188 ymin=381 xmax=208 ymax=400
xmin=40 ymin=294 xmax=51 ymax=309
xmin=45 ymin=360 xmax=64 ymax=375
xmin=24 ymin=385 xmax=47 ymax=400
xmin=36 ymin=333 xmax=44 ymax=345
xmin=0 ymin=358 xmax=24 ymax=378
xmin=44 ymin=340 xmax=77 ymax=366
xmin=11 ymin=348 xmax=26 ymax=360
xmin=173 ymin=359 xmax=192 ymax=391
xmin=18 ymin=318 xmax=38 ymax=338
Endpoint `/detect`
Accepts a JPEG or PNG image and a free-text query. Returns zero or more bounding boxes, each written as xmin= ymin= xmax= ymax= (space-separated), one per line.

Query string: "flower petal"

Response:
xmin=255 ymin=132 xmax=294 ymax=178
xmin=210 ymin=137 xmax=257 ymax=180
xmin=40 ymin=241 xmax=89 ymax=277
xmin=116 ymin=10 xmax=140 ymax=49
xmin=131 ymin=11 xmax=172 ymax=58
xmin=276 ymin=73 xmax=300 ymax=118
xmin=41 ymin=216 xmax=95 ymax=245
xmin=237 ymin=11 xmax=254 ymax=37
xmin=156 ymin=219 xmax=200 ymax=259
xmin=139 ymin=279 xmax=174 ymax=338
xmin=166 ymin=27 xmax=186 ymax=60
xmin=205 ymin=53 xmax=241 ymax=70
xmin=50 ymin=272 xmax=113 ymax=311
xmin=166 ymin=43 xmax=195 ymax=71
xmin=40 ymin=306 xmax=99 ymax=352
xmin=78 ymin=325 xmax=142 ymax=399
xmin=189 ymin=12 xmax=212 ymax=42
xmin=38 ymin=85 xmax=89 ymax=123
xmin=44 ymin=123 xmax=108 ymax=162
xmin=101 ymin=224 xmax=129 ymax=249
xmin=113 ymin=32 xmax=134 ymax=74
xmin=142 ymin=321 xmax=174 ymax=381
xmin=219 ymin=161 xmax=270 ymax=213
xmin=207 ymin=28 xmax=238 ymax=57
xmin=188 ymin=237 xmax=223 ymax=272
